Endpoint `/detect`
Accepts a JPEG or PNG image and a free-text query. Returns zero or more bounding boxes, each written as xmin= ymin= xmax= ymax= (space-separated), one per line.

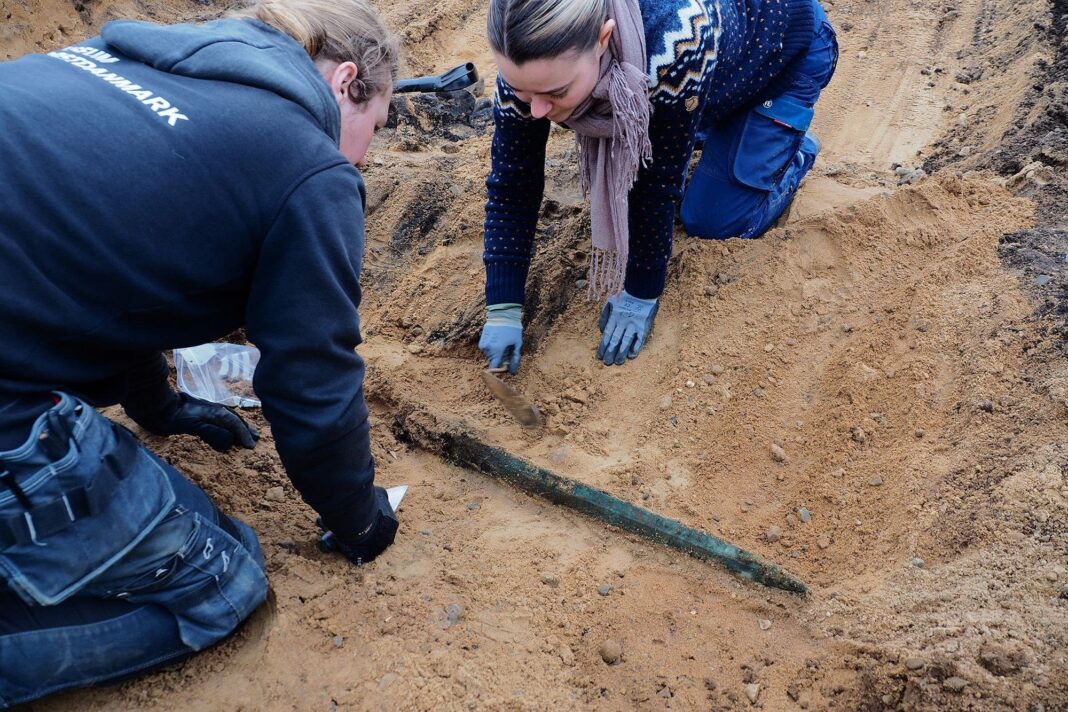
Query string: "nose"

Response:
xmin=530 ymin=97 xmax=553 ymax=119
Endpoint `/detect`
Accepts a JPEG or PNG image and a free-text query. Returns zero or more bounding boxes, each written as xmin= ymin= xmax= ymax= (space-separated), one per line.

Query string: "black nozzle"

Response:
xmin=394 ymin=62 xmax=479 ymax=94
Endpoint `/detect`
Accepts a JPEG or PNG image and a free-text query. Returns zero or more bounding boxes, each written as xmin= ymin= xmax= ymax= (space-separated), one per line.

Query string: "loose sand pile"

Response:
xmin=5 ymin=0 xmax=1066 ymax=708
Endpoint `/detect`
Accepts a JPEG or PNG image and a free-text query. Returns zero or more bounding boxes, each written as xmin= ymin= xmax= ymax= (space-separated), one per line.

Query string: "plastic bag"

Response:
xmin=174 ymin=343 xmax=261 ymax=408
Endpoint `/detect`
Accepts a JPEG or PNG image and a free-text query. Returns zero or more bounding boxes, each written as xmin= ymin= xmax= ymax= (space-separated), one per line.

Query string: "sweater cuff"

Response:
xmin=485 ymin=260 xmax=531 ymax=306
xmin=625 ymin=265 xmax=668 ymax=301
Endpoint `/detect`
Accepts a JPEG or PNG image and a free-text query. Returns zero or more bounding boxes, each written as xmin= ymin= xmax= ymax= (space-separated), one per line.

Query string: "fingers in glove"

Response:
xmin=613 ymin=330 xmax=637 ymax=366
xmin=507 ymin=344 xmax=521 ymax=375
xmin=598 ymin=301 xmax=613 ymax=334
xmin=628 ymin=330 xmax=646 ymax=358
xmin=203 ymin=408 xmax=258 ymax=449
xmin=600 ymin=324 xmax=627 ymax=365
xmin=190 ymin=423 xmax=237 ymax=451
xmin=485 ymin=348 xmax=505 ymax=370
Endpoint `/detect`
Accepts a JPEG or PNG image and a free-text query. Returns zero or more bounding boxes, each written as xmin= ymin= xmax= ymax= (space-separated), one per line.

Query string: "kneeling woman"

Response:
xmin=479 ymin=0 xmax=838 ymax=369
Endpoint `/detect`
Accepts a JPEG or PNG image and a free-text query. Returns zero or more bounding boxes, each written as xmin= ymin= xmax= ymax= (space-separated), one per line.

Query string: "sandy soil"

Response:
xmin=5 ymin=0 xmax=1068 ymax=709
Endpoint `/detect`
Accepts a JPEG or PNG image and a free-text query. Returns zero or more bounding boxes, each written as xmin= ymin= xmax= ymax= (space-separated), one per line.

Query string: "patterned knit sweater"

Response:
xmin=484 ymin=0 xmax=816 ymax=305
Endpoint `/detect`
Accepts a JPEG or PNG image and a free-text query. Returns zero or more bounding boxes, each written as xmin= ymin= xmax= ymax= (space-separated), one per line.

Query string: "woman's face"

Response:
xmin=338 ymin=90 xmax=391 ymax=167
xmin=492 ymin=19 xmax=615 ymax=123
xmin=318 ymin=59 xmax=391 ymax=167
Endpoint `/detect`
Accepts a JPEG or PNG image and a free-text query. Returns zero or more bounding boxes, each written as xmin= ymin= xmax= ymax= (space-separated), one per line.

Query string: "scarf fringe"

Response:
xmin=588 ymin=246 xmax=626 ymax=301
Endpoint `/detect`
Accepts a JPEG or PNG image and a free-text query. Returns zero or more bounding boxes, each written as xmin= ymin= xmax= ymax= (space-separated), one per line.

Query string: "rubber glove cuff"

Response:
xmin=485 ymin=303 xmax=522 ymax=327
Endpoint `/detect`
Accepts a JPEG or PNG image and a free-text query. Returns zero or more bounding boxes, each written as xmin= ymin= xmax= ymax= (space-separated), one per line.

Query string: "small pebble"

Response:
xmin=599 ymin=639 xmax=622 ymax=665
xmin=711 ymin=364 xmax=725 ymax=375
xmin=766 ymin=525 xmax=782 ymax=543
xmin=978 ymin=400 xmax=995 ymax=413
xmin=1046 ymin=571 xmax=1059 ymax=582
xmin=770 ymin=443 xmax=788 ymax=462
xmin=1034 ymin=274 xmax=1052 ymax=286
xmin=943 ymin=676 xmax=968 ymax=692
xmin=798 ymin=507 xmax=812 ymax=523
xmin=817 ymin=535 xmax=831 ymax=549
xmin=540 ymin=573 xmax=560 ymax=587
xmin=915 ymin=429 xmax=925 ymax=438
xmin=445 ymin=603 xmax=464 ymax=625
xmin=745 ymin=683 xmax=761 ymax=704
xmin=659 ymin=395 xmax=673 ymax=411
xmin=597 ymin=584 xmax=612 ymax=596
xmin=686 ymin=379 xmax=696 ymax=388
xmin=467 ymin=501 xmax=480 ymax=511
xmin=869 ymin=475 xmax=884 ymax=487
xmin=911 ymin=558 xmax=925 ymax=568
xmin=758 ymin=618 xmax=772 ymax=630
xmin=575 ymin=279 xmax=589 ymax=288
xmin=407 ymin=342 xmax=423 ymax=354
xmin=904 ymin=657 xmax=924 ymax=670
xmin=857 ymin=50 xmax=867 ymax=59
xmin=658 ymin=686 xmax=672 ymax=698
xmin=332 ymin=635 xmax=344 ymax=648
xmin=265 ymin=486 xmax=286 ymax=502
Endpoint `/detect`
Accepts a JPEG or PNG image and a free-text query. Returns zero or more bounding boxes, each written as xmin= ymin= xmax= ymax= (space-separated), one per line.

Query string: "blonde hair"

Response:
xmin=488 ymin=0 xmax=606 ymax=64
xmin=231 ymin=0 xmax=400 ymax=103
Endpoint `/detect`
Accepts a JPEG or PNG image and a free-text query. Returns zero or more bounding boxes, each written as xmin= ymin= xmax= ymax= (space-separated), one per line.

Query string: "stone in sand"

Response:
xmin=599 ymin=639 xmax=622 ymax=665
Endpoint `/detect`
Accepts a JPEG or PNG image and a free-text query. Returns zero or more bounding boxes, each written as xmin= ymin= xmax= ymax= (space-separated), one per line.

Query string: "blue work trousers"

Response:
xmin=0 ymin=393 xmax=268 ymax=708
xmin=681 ymin=1 xmax=839 ymax=239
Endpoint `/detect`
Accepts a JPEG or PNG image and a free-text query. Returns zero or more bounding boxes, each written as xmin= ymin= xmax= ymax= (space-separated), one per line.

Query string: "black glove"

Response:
xmin=126 ymin=392 xmax=259 ymax=452
xmin=317 ymin=487 xmax=398 ymax=566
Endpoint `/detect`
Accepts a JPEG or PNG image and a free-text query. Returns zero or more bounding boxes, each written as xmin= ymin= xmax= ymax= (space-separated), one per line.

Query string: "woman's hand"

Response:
xmin=479 ymin=303 xmax=524 ymax=374
xmin=597 ymin=291 xmax=659 ymax=366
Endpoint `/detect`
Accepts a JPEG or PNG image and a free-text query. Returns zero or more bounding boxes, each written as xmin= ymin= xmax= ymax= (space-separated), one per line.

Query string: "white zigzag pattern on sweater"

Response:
xmin=646 ymin=0 xmax=707 ymax=83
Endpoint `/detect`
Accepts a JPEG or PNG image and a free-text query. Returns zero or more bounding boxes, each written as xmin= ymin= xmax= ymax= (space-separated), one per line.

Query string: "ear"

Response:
xmin=596 ymin=19 xmax=616 ymax=57
xmin=328 ymin=61 xmax=359 ymax=102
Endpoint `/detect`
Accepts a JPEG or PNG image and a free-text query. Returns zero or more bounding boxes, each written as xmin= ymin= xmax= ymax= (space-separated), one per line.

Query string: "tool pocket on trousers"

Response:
xmin=732 ymin=96 xmax=813 ymax=192
xmin=110 ymin=511 xmax=268 ymax=651
xmin=0 ymin=403 xmax=175 ymax=606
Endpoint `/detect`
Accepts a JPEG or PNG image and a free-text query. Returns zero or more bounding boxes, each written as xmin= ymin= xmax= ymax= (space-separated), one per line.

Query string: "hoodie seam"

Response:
xmin=170 ymin=42 xmax=334 ymax=126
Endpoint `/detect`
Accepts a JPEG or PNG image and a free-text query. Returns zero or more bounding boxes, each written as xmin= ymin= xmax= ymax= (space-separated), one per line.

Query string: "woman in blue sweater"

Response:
xmin=479 ymin=0 xmax=837 ymax=369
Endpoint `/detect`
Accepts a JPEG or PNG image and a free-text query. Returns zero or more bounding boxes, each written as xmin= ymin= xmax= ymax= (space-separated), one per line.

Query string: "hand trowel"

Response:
xmin=386 ymin=485 xmax=408 ymax=512
xmin=481 ymin=368 xmax=543 ymax=428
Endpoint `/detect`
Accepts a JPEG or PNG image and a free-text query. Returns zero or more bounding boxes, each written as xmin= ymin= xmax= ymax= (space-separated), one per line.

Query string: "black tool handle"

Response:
xmin=394 ymin=62 xmax=479 ymax=94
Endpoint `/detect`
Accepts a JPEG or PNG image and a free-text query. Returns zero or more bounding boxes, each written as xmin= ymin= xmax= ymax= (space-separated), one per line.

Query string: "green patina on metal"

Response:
xmin=439 ymin=430 xmax=808 ymax=595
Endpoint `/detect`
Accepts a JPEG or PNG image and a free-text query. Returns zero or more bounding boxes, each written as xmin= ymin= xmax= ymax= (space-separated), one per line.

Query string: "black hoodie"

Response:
xmin=0 ymin=19 xmax=378 ymax=538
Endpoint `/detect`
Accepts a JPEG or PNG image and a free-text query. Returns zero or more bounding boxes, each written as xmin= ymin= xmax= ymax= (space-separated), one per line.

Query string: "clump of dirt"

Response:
xmin=6 ymin=0 xmax=1068 ymax=709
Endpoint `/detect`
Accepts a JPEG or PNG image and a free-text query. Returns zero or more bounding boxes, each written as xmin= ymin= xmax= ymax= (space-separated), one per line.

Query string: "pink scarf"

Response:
xmin=565 ymin=0 xmax=652 ymax=299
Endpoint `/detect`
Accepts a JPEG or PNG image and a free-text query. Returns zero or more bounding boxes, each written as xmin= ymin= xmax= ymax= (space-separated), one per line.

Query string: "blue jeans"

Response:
xmin=0 ymin=393 xmax=268 ymax=708
xmin=681 ymin=0 xmax=839 ymax=239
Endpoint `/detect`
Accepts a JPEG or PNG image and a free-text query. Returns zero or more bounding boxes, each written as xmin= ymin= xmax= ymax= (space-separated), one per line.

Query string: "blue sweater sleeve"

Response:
xmin=245 ymin=163 xmax=376 ymax=541
xmin=483 ymin=76 xmax=551 ymax=306
xmin=625 ymin=3 xmax=721 ymax=299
